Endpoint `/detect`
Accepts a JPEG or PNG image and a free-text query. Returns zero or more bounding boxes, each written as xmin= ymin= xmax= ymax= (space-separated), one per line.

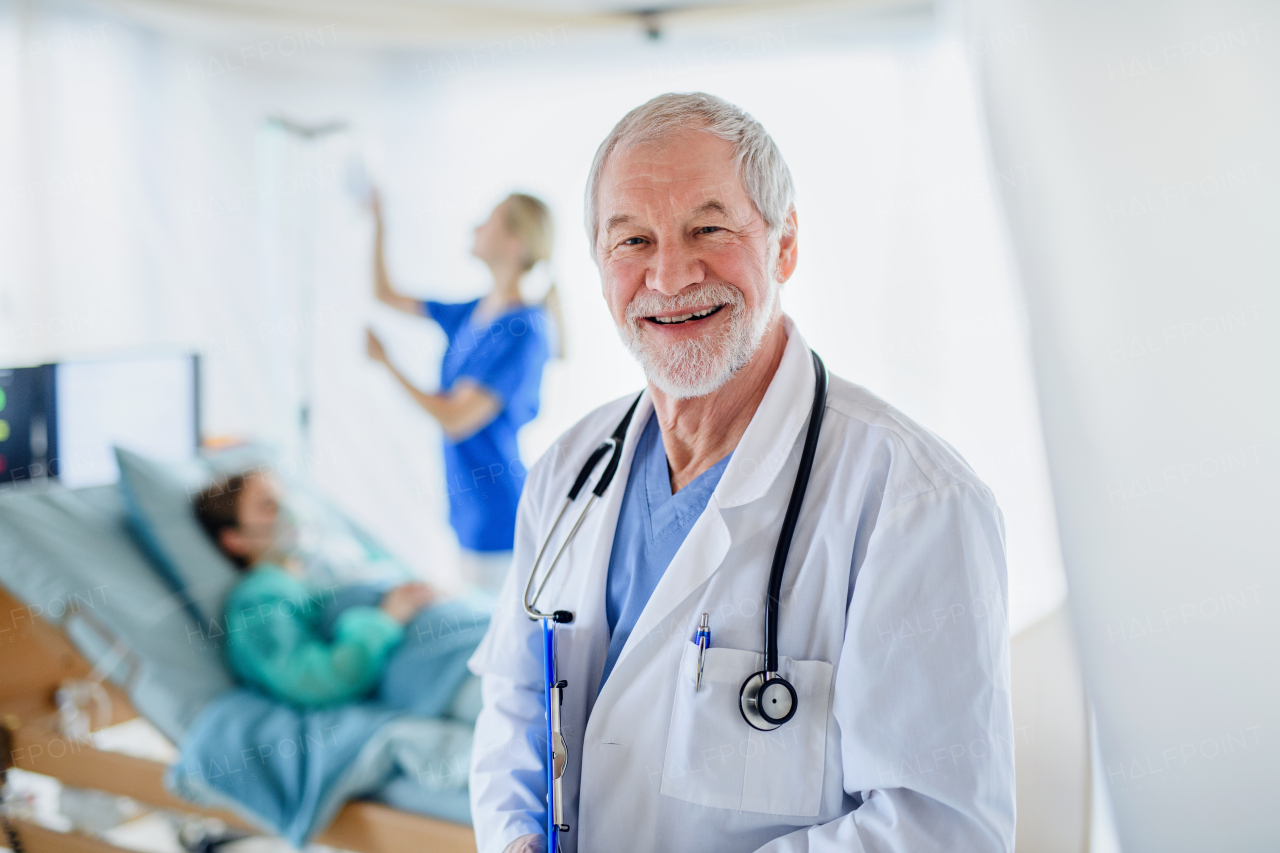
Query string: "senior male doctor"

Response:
xmin=469 ymin=93 xmax=1015 ymax=853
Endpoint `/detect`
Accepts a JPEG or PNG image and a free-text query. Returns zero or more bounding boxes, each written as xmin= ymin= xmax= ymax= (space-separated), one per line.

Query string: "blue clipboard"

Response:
xmin=542 ymin=619 xmax=565 ymax=853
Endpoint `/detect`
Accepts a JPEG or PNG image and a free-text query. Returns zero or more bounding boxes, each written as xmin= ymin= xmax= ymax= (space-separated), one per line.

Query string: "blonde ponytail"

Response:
xmin=502 ymin=193 xmax=563 ymax=358
xmin=502 ymin=193 xmax=554 ymax=272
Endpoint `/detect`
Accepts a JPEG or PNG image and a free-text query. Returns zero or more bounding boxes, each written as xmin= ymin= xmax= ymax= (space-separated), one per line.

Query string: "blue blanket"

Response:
xmin=167 ymin=599 xmax=490 ymax=845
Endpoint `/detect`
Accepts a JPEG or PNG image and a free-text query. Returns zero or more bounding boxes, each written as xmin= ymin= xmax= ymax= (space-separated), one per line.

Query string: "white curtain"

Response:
xmin=967 ymin=0 xmax=1280 ymax=849
xmin=1 ymin=1 xmax=1064 ymax=633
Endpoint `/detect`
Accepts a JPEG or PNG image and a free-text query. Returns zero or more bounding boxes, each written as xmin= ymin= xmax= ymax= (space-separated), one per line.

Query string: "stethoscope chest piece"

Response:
xmin=739 ymin=671 xmax=798 ymax=731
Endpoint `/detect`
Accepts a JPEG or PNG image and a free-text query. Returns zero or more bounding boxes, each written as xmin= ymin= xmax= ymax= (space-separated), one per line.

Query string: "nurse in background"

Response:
xmin=365 ymin=191 xmax=556 ymax=593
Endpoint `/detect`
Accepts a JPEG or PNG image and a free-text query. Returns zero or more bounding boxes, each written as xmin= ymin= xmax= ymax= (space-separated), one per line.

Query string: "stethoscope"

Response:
xmin=523 ymin=349 xmax=828 ymax=849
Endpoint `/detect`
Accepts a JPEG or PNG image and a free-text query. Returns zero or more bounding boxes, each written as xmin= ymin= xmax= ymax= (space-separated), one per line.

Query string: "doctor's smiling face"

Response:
xmin=595 ymin=129 xmax=799 ymax=399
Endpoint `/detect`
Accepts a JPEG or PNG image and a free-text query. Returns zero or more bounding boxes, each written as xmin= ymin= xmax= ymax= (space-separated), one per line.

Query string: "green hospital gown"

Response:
xmin=223 ymin=566 xmax=403 ymax=707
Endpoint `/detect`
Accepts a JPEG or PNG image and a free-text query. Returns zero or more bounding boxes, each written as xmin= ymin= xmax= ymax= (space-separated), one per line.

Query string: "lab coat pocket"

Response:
xmin=660 ymin=642 xmax=832 ymax=817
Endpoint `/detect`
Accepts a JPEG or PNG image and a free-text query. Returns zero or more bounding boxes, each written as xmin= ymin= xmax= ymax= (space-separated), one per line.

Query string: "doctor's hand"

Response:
xmin=502 ymin=835 xmax=545 ymax=853
xmin=380 ymin=582 xmax=438 ymax=623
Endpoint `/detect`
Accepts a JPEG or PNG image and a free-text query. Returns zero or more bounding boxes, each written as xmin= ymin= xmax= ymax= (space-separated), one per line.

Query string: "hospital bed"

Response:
xmin=0 ymin=471 xmax=477 ymax=853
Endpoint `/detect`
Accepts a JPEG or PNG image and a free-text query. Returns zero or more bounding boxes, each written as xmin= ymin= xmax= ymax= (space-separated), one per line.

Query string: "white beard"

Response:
xmin=619 ymin=281 xmax=775 ymax=400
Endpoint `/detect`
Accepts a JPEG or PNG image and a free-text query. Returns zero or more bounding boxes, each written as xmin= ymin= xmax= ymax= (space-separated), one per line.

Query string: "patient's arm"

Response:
xmin=225 ymin=570 xmax=405 ymax=707
xmin=380 ymin=582 xmax=438 ymax=622
xmin=370 ymin=191 xmax=426 ymax=317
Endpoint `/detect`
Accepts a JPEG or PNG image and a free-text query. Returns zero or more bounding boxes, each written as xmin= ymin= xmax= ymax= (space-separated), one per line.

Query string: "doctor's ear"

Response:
xmin=774 ymin=209 xmax=799 ymax=283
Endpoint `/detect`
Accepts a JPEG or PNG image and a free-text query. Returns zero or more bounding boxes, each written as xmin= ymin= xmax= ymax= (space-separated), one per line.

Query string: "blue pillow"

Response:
xmin=115 ymin=447 xmax=240 ymax=626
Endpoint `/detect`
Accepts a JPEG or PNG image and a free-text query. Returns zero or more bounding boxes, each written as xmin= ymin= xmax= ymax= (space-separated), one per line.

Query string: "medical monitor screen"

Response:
xmin=53 ymin=353 xmax=200 ymax=488
xmin=0 ymin=366 xmax=53 ymax=485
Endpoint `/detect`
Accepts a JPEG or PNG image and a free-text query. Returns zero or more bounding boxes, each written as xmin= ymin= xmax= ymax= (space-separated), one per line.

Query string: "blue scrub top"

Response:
xmin=425 ymin=299 xmax=551 ymax=552
xmin=599 ymin=411 xmax=732 ymax=690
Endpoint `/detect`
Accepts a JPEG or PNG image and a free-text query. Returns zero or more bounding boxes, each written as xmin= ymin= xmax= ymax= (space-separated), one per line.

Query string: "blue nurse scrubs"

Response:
xmin=424 ymin=299 xmax=551 ymax=553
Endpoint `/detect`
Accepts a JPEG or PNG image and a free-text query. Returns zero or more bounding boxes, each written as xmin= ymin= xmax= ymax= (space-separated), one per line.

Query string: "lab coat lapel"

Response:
xmin=612 ymin=501 xmax=733 ymax=681
xmin=715 ymin=320 xmax=817 ymax=510
xmin=603 ymin=322 xmax=818 ymax=683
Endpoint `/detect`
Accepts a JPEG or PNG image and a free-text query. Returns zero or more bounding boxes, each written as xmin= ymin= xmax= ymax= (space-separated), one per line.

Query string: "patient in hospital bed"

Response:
xmin=165 ymin=468 xmax=489 ymax=841
xmin=193 ymin=470 xmax=447 ymax=708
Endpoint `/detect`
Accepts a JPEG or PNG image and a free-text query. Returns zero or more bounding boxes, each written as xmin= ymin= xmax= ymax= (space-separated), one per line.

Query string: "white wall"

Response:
xmin=1 ymin=3 xmax=1064 ymax=631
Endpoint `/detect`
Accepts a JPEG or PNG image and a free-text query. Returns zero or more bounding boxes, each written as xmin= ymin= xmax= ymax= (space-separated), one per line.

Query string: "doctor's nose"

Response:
xmin=647 ymin=240 xmax=706 ymax=296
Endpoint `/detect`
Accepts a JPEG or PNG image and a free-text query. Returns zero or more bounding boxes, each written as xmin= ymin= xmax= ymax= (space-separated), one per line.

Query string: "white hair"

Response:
xmin=584 ymin=92 xmax=796 ymax=257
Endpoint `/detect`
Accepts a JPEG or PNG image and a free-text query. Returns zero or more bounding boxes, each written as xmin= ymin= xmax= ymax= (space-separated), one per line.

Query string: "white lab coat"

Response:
xmin=469 ymin=322 xmax=1014 ymax=853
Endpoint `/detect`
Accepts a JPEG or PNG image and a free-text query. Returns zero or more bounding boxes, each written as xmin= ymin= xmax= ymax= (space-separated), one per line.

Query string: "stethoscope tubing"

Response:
xmin=523 ymin=394 xmax=642 ymax=622
xmin=523 ymin=493 xmax=595 ymax=622
xmin=764 ymin=350 xmax=828 ymax=674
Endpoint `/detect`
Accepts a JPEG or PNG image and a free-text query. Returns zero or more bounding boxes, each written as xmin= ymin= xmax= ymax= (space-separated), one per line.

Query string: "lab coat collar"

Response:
xmin=593 ymin=317 xmax=816 ymax=696
xmin=713 ymin=316 xmax=816 ymax=510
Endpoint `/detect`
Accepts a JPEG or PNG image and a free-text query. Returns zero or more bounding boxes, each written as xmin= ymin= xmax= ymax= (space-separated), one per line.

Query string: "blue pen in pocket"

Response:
xmin=695 ymin=613 xmax=710 ymax=691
